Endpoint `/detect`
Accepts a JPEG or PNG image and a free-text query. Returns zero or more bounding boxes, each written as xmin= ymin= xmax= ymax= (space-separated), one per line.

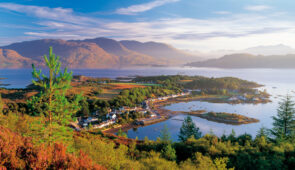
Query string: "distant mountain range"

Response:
xmin=3 ymin=38 xmax=295 ymax=69
xmin=186 ymin=53 xmax=295 ymax=68
xmin=0 ymin=37 xmax=202 ymax=68
xmin=197 ymin=44 xmax=295 ymax=58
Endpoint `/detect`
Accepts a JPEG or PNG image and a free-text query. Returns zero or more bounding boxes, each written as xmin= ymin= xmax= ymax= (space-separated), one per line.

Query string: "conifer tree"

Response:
xmin=270 ymin=94 xmax=295 ymax=141
xmin=159 ymin=124 xmax=171 ymax=143
xmin=27 ymin=47 xmax=82 ymax=144
xmin=76 ymin=99 xmax=90 ymax=117
xmin=178 ymin=116 xmax=201 ymax=142
xmin=161 ymin=144 xmax=176 ymax=161
xmin=256 ymin=126 xmax=268 ymax=138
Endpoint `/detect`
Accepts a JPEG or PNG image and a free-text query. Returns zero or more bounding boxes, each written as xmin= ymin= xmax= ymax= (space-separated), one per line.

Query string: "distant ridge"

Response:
xmin=0 ymin=48 xmax=37 ymax=68
xmin=120 ymin=40 xmax=201 ymax=64
xmin=186 ymin=53 xmax=295 ymax=68
xmin=0 ymin=37 xmax=202 ymax=68
xmin=74 ymin=38 xmax=168 ymax=66
xmin=204 ymin=44 xmax=295 ymax=58
xmin=2 ymin=39 xmax=119 ymax=68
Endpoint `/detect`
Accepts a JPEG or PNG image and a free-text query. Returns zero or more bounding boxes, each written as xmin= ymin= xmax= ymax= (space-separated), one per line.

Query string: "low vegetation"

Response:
xmin=133 ymin=75 xmax=260 ymax=92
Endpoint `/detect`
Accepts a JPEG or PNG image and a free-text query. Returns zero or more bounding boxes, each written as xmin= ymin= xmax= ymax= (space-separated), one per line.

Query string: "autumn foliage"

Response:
xmin=109 ymin=83 xmax=146 ymax=90
xmin=0 ymin=126 xmax=105 ymax=169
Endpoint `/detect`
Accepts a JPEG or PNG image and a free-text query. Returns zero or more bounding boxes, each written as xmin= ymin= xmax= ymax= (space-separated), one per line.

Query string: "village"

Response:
xmin=76 ymin=91 xmax=191 ymax=130
xmin=227 ymin=89 xmax=269 ymax=103
xmin=74 ymin=86 xmax=270 ymax=131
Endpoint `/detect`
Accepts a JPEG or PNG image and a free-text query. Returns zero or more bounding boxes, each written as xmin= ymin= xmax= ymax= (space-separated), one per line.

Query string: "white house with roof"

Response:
xmin=228 ymin=96 xmax=239 ymax=101
xmin=79 ymin=117 xmax=98 ymax=127
xmin=150 ymin=113 xmax=157 ymax=117
xmin=237 ymin=95 xmax=247 ymax=101
xmin=252 ymin=97 xmax=260 ymax=101
xmin=106 ymin=112 xmax=117 ymax=120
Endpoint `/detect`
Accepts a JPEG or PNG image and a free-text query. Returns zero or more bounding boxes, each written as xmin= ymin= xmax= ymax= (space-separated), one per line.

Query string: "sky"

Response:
xmin=1 ymin=0 xmax=295 ymax=52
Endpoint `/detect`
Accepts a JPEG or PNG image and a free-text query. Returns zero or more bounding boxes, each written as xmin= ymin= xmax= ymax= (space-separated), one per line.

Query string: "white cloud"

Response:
xmin=25 ymin=32 xmax=80 ymax=38
xmin=1 ymin=3 xmax=295 ymax=51
xmin=214 ymin=11 xmax=231 ymax=15
xmin=115 ymin=0 xmax=180 ymax=15
xmin=0 ymin=3 xmax=96 ymax=24
xmin=245 ymin=5 xmax=271 ymax=11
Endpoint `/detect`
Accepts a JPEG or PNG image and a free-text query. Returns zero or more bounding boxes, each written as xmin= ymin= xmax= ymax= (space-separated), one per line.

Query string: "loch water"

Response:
xmin=1 ymin=67 xmax=295 ymax=141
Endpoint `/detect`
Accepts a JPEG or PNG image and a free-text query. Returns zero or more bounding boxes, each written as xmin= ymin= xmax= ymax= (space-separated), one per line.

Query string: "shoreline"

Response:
xmin=103 ymin=116 xmax=170 ymax=134
xmin=103 ymin=94 xmax=267 ymax=134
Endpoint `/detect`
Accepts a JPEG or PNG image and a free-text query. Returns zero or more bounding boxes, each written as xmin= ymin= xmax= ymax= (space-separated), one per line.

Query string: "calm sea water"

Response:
xmin=1 ymin=67 xmax=295 ymax=141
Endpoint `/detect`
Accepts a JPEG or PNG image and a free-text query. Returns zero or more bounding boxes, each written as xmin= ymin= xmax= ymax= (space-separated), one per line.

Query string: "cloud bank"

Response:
xmin=245 ymin=5 xmax=271 ymax=11
xmin=115 ymin=0 xmax=180 ymax=15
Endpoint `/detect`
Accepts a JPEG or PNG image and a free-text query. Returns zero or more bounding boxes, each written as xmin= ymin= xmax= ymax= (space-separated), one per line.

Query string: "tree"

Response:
xmin=117 ymin=128 xmax=128 ymax=138
xmin=178 ymin=116 xmax=201 ymax=142
xmin=77 ymin=99 xmax=90 ymax=117
xmin=144 ymin=136 xmax=149 ymax=144
xmin=270 ymin=95 xmax=295 ymax=141
xmin=256 ymin=126 xmax=268 ymax=138
xmin=27 ymin=47 xmax=82 ymax=144
xmin=159 ymin=124 xmax=171 ymax=143
xmin=161 ymin=144 xmax=176 ymax=161
xmin=227 ymin=129 xmax=236 ymax=142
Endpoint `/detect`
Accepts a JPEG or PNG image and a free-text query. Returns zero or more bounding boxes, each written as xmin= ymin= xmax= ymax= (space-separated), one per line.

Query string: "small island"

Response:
xmin=185 ymin=111 xmax=259 ymax=125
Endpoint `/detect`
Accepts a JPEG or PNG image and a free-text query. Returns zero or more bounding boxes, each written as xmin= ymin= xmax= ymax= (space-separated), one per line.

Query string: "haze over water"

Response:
xmin=1 ymin=67 xmax=295 ymax=141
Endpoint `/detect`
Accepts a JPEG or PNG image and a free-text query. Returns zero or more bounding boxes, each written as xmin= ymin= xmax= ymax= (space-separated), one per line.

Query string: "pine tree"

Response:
xmin=27 ymin=47 xmax=82 ymax=144
xmin=270 ymin=94 xmax=295 ymax=141
xmin=227 ymin=129 xmax=236 ymax=142
xmin=159 ymin=124 xmax=171 ymax=143
xmin=161 ymin=144 xmax=176 ymax=161
xmin=256 ymin=126 xmax=268 ymax=138
xmin=178 ymin=116 xmax=201 ymax=142
xmin=76 ymin=99 xmax=90 ymax=117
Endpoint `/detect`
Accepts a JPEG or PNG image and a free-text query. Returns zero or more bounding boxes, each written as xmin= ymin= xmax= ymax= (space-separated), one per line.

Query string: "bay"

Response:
xmin=1 ymin=67 xmax=295 ymax=141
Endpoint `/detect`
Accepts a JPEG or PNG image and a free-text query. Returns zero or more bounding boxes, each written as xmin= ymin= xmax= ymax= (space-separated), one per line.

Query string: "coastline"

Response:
xmin=103 ymin=116 xmax=169 ymax=134
xmin=103 ymin=94 xmax=266 ymax=134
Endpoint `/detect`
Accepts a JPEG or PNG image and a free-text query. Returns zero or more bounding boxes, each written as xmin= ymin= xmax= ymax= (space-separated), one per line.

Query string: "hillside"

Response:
xmin=2 ymin=39 xmax=120 ymax=68
xmin=243 ymin=44 xmax=295 ymax=56
xmin=75 ymin=37 xmax=166 ymax=66
xmin=186 ymin=53 xmax=295 ymax=68
xmin=0 ymin=37 xmax=202 ymax=68
xmin=120 ymin=40 xmax=202 ymax=64
xmin=0 ymin=48 xmax=37 ymax=68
